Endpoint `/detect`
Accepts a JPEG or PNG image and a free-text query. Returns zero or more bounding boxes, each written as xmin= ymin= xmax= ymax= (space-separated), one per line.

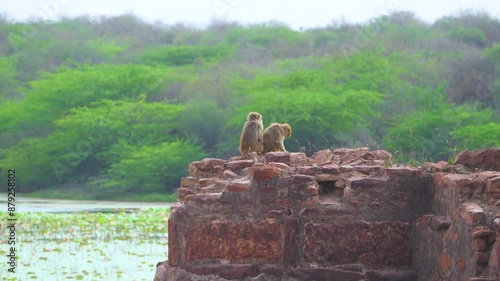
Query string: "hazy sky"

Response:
xmin=1 ymin=0 xmax=499 ymax=29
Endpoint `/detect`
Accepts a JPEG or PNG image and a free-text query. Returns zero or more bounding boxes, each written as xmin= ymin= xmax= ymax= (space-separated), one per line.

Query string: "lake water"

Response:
xmin=0 ymin=194 xmax=174 ymax=281
xmin=0 ymin=193 xmax=175 ymax=213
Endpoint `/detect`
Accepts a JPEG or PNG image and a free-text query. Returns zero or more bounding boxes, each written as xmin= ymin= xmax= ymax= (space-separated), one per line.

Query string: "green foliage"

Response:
xmin=139 ymin=44 xmax=234 ymax=66
xmin=453 ymin=123 xmax=500 ymax=148
xmin=0 ymin=56 xmax=18 ymax=98
xmin=104 ymin=140 xmax=206 ymax=192
xmin=0 ymin=99 xmax=185 ymax=187
xmin=383 ymin=94 xmax=495 ymax=161
xmin=225 ymin=24 xmax=306 ymax=46
xmin=179 ymin=99 xmax=231 ymax=151
xmin=0 ymin=64 xmax=171 ymax=137
xmin=448 ymin=27 xmax=487 ymax=47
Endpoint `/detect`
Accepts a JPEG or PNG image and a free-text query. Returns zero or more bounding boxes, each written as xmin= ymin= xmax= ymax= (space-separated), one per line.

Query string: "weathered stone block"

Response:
xmin=177 ymin=187 xmax=195 ymax=200
xmin=461 ymin=203 xmax=486 ymax=225
xmin=264 ymin=152 xmax=290 ymax=165
xmin=267 ymin=162 xmax=290 ymax=170
xmin=455 ymin=148 xmax=500 ymax=171
xmin=184 ymin=221 xmax=282 ymax=263
xmin=297 ymin=166 xmax=321 ymax=175
xmin=385 ymin=167 xmax=423 ymax=178
xmin=472 ymin=226 xmax=492 ymax=239
xmin=429 ymin=216 xmax=451 ymax=231
xmin=353 ymin=165 xmax=381 ymax=175
xmin=366 ymin=269 xmax=417 ymax=281
xmin=372 ymin=150 xmax=392 ymax=161
xmin=488 ymin=239 xmax=500 ymax=271
xmin=222 ymin=169 xmax=239 ymax=179
xmin=486 ymin=176 xmax=500 ymax=194
xmin=188 ymin=158 xmax=225 ymax=177
xmin=180 ymin=176 xmax=198 ymax=188
xmin=252 ymin=165 xmax=282 ymax=182
xmin=322 ymin=163 xmax=340 ymax=174
xmin=443 ymin=174 xmax=472 ymax=194
xmin=226 ymin=181 xmax=250 ymax=192
xmin=304 ymin=221 xmax=411 ymax=266
xmin=315 ymin=173 xmax=340 ymax=181
xmin=311 ymin=149 xmax=333 ymax=165
xmin=289 ymin=152 xmax=311 ymax=167
xmin=422 ymin=161 xmax=447 ymax=172
xmin=289 ymin=267 xmax=364 ymax=281
xmin=184 ymin=193 xmax=221 ymax=205
xmin=185 ymin=264 xmax=257 ymax=280
xmin=347 ymin=177 xmax=386 ymax=189
xmin=223 ymin=160 xmax=254 ymax=174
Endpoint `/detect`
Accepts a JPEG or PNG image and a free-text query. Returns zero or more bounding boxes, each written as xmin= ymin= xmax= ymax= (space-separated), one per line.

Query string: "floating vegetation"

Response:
xmin=0 ymin=208 xmax=170 ymax=281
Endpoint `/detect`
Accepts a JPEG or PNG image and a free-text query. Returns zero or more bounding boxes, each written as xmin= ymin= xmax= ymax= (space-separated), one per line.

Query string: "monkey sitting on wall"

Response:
xmin=239 ymin=112 xmax=264 ymax=156
xmin=263 ymin=123 xmax=292 ymax=153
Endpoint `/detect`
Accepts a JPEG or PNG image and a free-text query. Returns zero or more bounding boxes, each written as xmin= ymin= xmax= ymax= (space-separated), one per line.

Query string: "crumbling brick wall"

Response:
xmin=154 ymin=148 xmax=500 ymax=281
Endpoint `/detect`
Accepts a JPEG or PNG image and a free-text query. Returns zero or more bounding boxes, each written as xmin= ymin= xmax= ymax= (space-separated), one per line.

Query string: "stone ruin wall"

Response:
xmin=154 ymin=148 xmax=500 ymax=281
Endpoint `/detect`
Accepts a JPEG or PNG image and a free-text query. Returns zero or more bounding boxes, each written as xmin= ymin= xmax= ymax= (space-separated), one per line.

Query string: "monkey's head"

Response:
xmin=282 ymin=123 xmax=292 ymax=138
xmin=247 ymin=112 xmax=262 ymax=121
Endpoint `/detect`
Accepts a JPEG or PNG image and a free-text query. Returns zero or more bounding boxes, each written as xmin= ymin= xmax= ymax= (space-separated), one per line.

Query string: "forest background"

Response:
xmin=0 ymin=11 xmax=499 ymax=200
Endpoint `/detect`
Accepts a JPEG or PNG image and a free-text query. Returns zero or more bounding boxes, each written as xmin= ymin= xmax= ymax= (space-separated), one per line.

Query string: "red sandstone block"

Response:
xmin=184 ymin=193 xmax=222 ymax=205
xmin=222 ymin=169 xmax=239 ymax=179
xmin=267 ymin=162 xmax=291 ymax=170
xmin=189 ymin=158 xmax=226 ymax=177
xmin=353 ymin=165 xmax=381 ymax=175
xmin=184 ymin=264 xmax=257 ymax=280
xmin=264 ymin=152 xmax=290 ymax=165
xmin=372 ymin=150 xmax=392 ymax=161
xmin=223 ymin=160 xmax=254 ymax=174
xmin=474 ymin=238 xmax=487 ymax=252
xmin=304 ymin=221 xmax=411 ymax=267
xmin=180 ymin=176 xmax=198 ymax=188
xmin=335 ymin=179 xmax=347 ymax=188
xmin=184 ymin=221 xmax=282 ymax=263
xmin=315 ymin=173 xmax=340 ymax=181
xmin=461 ymin=202 xmax=486 ymax=225
xmin=347 ymin=177 xmax=386 ymax=189
xmin=429 ymin=216 xmax=451 ymax=231
xmin=289 ymin=267 xmax=364 ymax=281
xmin=289 ymin=152 xmax=311 ymax=167
xmin=297 ymin=166 xmax=321 ymax=175
xmin=443 ymin=174 xmax=472 ymax=194
xmin=422 ymin=161 xmax=448 ymax=172
xmin=226 ymin=181 xmax=250 ymax=192
xmin=177 ymin=187 xmax=195 ymax=200
xmin=290 ymin=174 xmax=316 ymax=185
xmin=311 ymin=149 xmax=333 ymax=164
xmin=366 ymin=269 xmax=417 ymax=281
xmin=385 ymin=167 xmax=423 ymax=178
xmin=486 ymin=176 xmax=500 ymax=194
xmin=488 ymin=240 xmax=500 ymax=271
xmin=321 ymin=163 xmax=340 ymax=174
xmin=252 ymin=165 xmax=282 ymax=182
xmin=472 ymin=225 xmax=492 ymax=239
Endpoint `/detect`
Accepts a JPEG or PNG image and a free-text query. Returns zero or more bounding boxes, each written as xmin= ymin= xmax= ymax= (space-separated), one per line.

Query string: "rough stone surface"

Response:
xmin=155 ymin=148 xmax=500 ymax=281
xmin=455 ymin=148 xmax=500 ymax=171
xmin=304 ymin=221 xmax=411 ymax=267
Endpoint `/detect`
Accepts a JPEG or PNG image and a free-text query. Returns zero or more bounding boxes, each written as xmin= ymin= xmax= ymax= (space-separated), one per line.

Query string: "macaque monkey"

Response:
xmin=239 ymin=112 xmax=264 ymax=156
xmin=263 ymin=123 xmax=292 ymax=153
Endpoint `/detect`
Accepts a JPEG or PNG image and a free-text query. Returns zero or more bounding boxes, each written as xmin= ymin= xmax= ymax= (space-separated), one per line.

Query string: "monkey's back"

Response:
xmin=239 ymin=121 xmax=263 ymax=155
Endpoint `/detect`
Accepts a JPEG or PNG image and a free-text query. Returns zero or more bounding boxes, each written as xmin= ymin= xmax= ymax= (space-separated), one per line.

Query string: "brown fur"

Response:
xmin=263 ymin=123 xmax=292 ymax=153
xmin=239 ymin=112 xmax=264 ymax=156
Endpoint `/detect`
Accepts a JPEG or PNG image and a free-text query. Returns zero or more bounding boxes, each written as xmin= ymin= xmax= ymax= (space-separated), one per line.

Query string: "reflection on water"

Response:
xmin=0 ymin=192 xmax=174 ymax=213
